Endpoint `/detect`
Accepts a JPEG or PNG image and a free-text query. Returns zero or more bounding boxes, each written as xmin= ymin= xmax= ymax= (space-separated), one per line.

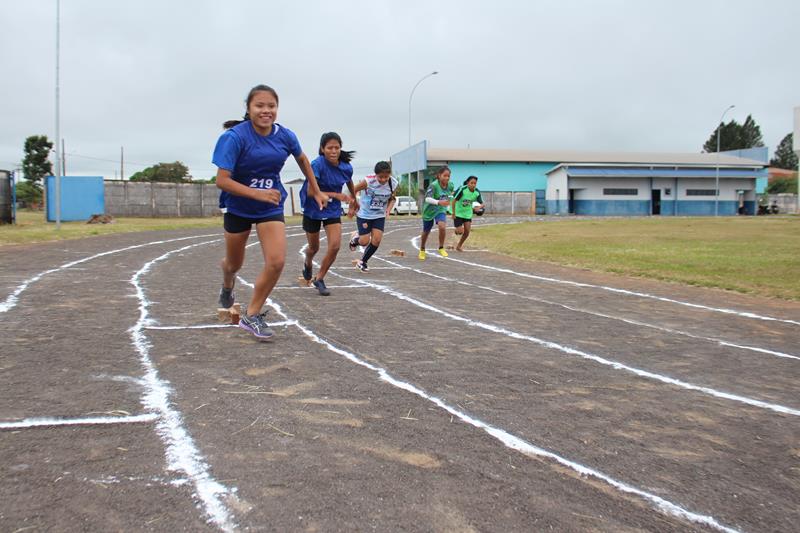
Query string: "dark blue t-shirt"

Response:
xmin=300 ymin=156 xmax=354 ymax=219
xmin=212 ymin=121 xmax=302 ymax=218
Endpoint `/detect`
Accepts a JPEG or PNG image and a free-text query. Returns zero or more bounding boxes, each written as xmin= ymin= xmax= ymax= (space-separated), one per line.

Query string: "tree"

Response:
xmin=129 ymin=161 xmax=190 ymax=183
xmin=766 ymin=174 xmax=798 ymax=194
xmin=15 ymin=180 xmax=43 ymax=207
xmin=22 ymin=135 xmax=53 ymax=187
xmin=702 ymin=114 xmax=765 ymax=153
xmin=769 ymin=133 xmax=798 ymax=170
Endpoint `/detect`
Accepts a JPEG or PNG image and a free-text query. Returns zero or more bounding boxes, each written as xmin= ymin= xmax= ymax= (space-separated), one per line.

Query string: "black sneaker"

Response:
xmin=239 ymin=311 xmax=274 ymax=341
xmin=302 ymin=263 xmax=312 ymax=281
xmin=218 ymin=286 xmax=234 ymax=309
xmin=355 ymin=260 xmax=369 ymax=273
xmin=312 ymin=278 xmax=331 ymax=296
xmin=348 ymin=232 xmax=359 ymax=252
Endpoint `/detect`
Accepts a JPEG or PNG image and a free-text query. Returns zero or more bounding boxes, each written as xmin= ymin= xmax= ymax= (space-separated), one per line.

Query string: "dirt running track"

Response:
xmin=1 ymin=217 xmax=798 ymax=533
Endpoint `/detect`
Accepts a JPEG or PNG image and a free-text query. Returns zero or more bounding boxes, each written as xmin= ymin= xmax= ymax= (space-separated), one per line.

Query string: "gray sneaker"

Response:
xmin=312 ymin=278 xmax=330 ymax=296
xmin=218 ymin=286 xmax=234 ymax=309
xmin=239 ymin=311 xmax=274 ymax=341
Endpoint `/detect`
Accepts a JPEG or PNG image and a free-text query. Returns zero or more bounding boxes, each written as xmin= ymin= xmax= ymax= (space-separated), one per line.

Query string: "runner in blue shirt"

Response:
xmin=299 ymin=132 xmax=357 ymax=296
xmin=213 ymin=84 xmax=327 ymax=341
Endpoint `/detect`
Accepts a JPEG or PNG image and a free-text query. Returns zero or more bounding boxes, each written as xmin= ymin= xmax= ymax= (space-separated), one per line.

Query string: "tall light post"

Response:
xmin=407 ymin=71 xmax=437 ymax=203
xmin=408 ymin=71 xmax=438 ymax=147
xmin=714 ymin=104 xmax=735 ymax=216
xmin=54 ymin=0 xmax=62 ymax=229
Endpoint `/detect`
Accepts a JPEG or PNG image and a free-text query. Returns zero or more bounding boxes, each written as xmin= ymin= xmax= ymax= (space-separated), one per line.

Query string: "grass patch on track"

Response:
xmin=0 ymin=210 xmax=303 ymax=246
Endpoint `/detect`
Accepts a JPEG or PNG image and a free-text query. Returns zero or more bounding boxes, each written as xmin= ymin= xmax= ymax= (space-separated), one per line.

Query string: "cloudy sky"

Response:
xmin=1 ymin=0 xmax=797 ymax=181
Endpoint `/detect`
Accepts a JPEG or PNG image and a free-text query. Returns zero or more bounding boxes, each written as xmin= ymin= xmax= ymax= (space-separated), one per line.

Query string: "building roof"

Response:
xmin=427 ymin=148 xmax=766 ymax=167
xmin=768 ymin=167 xmax=797 ymax=178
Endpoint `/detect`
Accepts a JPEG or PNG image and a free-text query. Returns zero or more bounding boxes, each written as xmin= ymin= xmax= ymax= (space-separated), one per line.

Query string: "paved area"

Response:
xmin=1 ymin=217 xmax=799 ymax=532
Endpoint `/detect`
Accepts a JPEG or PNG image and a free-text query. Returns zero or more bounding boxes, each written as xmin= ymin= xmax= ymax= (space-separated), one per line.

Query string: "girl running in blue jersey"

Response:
xmin=213 ymin=84 xmax=327 ymax=341
xmin=300 ymin=132 xmax=357 ymax=296
xmin=347 ymin=161 xmax=397 ymax=272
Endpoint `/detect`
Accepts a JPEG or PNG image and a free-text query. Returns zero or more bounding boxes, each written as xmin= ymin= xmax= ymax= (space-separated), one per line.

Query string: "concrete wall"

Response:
xmin=480 ymin=191 xmax=536 ymax=215
xmin=764 ymin=193 xmax=799 ymax=214
xmin=105 ymin=181 xmax=222 ymax=217
xmin=104 ymin=180 xmax=308 ymax=217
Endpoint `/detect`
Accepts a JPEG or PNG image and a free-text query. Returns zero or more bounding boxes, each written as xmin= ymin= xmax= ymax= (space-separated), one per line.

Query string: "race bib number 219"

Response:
xmin=249 ymin=178 xmax=274 ymax=189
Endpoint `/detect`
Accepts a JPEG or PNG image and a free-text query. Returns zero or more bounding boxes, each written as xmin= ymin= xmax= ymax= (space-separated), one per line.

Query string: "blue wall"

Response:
xmin=674 ymin=200 xmax=739 ymax=216
xmin=46 ymin=176 xmax=105 ymax=222
xmin=546 ymin=200 xmax=569 ymax=215
xmin=573 ymin=200 xmax=650 ymax=216
xmin=446 ymin=162 xmax=552 ymax=192
xmin=555 ymin=199 xmax=748 ymax=216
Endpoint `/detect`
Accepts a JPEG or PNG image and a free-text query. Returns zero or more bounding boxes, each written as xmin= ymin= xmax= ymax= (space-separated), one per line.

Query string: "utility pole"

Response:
xmin=54 ymin=0 xmax=61 ymax=229
xmin=120 ymin=146 xmax=124 ymax=180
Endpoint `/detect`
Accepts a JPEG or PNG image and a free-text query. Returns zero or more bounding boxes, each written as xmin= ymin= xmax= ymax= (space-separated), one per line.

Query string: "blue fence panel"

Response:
xmin=46 ymin=176 xmax=105 ymax=222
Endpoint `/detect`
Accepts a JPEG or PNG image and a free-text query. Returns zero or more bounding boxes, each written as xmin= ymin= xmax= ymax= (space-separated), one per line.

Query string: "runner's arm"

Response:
xmin=295 ymin=152 xmax=328 ymax=209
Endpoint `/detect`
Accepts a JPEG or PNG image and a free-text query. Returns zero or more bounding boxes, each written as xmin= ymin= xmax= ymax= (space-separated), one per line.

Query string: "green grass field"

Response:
xmin=468 ymin=217 xmax=800 ymax=300
xmin=0 ymin=210 xmax=301 ymax=246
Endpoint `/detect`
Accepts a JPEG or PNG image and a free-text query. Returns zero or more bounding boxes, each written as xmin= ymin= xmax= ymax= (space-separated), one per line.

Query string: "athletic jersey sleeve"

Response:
xmin=453 ymin=186 xmax=465 ymax=202
xmin=425 ymin=184 xmax=435 ymax=199
xmin=285 ymin=129 xmax=302 ymax=157
xmin=310 ymin=157 xmax=322 ymax=178
xmin=476 ymin=190 xmax=483 ymax=203
xmin=211 ymin=129 xmax=242 ymax=171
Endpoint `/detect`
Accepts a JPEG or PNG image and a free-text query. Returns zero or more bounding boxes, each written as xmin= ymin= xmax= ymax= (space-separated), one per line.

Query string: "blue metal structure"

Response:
xmin=45 ymin=175 xmax=104 ymax=222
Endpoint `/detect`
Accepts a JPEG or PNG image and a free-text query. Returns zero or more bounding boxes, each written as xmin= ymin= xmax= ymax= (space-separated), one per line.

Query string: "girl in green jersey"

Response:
xmin=452 ymin=175 xmax=485 ymax=251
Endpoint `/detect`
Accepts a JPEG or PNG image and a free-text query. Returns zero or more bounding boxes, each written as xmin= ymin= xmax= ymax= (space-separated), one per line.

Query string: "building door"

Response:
xmin=568 ymin=189 xmax=575 ymax=214
xmin=535 ymin=189 xmax=546 ymax=215
xmin=651 ymin=190 xmax=661 ymax=215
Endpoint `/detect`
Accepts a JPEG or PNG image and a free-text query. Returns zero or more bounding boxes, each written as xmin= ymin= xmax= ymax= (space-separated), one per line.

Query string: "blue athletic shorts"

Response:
xmin=422 ymin=212 xmax=447 ymax=233
xmin=356 ymin=216 xmax=386 ymax=235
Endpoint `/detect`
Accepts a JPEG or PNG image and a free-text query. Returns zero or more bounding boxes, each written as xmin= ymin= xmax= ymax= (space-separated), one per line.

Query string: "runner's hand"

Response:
xmin=314 ymin=192 xmax=329 ymax=210
xmin=253 ymin=189 xmax=281 ymax=205
xmin=438 ymin=199 xmax=450 ymax=206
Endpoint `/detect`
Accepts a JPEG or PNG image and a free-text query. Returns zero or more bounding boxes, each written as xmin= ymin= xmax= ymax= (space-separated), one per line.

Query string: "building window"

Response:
xmin=603 ymin=188 xmax=638 ymax=196
xmin=664 ymin=188 xmax=671 ymax=196
xmin=686 ymin=189 xmax=718 ymax=196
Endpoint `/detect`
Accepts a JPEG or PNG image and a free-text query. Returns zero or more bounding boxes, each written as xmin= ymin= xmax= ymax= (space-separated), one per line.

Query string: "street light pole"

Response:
xmin=54 ymin=0 xmax=61 ymax=229
xmin=408 ymin=71 xmax=438 ymax=147
xmin=715 ymin=104 xmax=735 ymax=216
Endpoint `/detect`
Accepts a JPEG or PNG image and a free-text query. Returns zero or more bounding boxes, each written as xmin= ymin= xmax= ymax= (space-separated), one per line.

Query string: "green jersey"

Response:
xmin=422 ymin=180 xmax=455 ymax=220
xmin=453 ymin=186 xmax=483 ymax=219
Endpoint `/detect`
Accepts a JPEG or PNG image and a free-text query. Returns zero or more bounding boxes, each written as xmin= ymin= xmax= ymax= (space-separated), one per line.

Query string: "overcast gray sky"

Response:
xmin=1 ymin=0 xmax=798 ymax=181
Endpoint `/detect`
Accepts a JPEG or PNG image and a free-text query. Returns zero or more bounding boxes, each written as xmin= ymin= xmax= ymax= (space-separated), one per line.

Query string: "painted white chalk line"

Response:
xmin=146 ymin=320 xmax=295 ymax=331
xmin=0 ymin=413 xmax=158 ymax=430
xmin=235 ymin=276 xmax=742 ymax=533
xmin=319 ymin=260 xmax=800 ymax=417
xmin=374 ymin=256 xmax=800 ymax=362
xmin=0 ymin=224 xmax=308 ymax=315
xmin=410 ymin=234 xmax=800 ymax=327
xmin=0 ymin=232 xmax=221 ymax=314
xmin=131 ymin=239 xmax=236 ymax=532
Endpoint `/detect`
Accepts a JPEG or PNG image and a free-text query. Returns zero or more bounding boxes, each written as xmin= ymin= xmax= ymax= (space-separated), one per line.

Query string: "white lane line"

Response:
xmin=235 ymin=277 xmax=741 ymax=533
xmin=1 ymin=233 xmax=221 ymax=314
xmin=320 ymin=262 xmax=800 ymax=418
xmin=410 ymin=235 xmax=800 ymax=327
xmin=0 ymin=414 xmax=158 ymax=430
xmin=274 ymin=284 xmax=369 ymax=290
xmin=131 ymin=240 xmax=235 ymax=532
xmin=146 ymin=320 xmax=294 ymax=331
xmin=374 ymin=256 xmax=800 ymax=362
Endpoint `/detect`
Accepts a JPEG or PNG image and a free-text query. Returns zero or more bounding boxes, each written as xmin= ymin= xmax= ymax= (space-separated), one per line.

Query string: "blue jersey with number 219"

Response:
xmin=212 ymin=121 xmax=302 ymax=218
